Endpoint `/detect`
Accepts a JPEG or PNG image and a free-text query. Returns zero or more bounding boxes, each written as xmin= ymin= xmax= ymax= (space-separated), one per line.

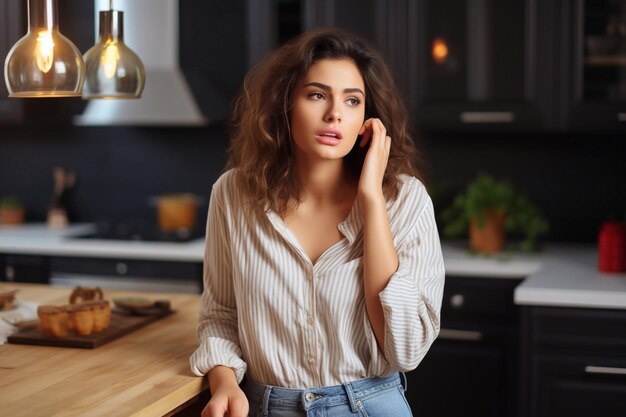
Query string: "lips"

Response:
xmin=315 ymin=128 xmax=343 ymax=146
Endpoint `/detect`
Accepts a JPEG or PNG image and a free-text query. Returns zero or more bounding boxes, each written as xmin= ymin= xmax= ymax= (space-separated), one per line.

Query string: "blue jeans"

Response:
xmin=242 ymin=372 xmax=413 ymax=417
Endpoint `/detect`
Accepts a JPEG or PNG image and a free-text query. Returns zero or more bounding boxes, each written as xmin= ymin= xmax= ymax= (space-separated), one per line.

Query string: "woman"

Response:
xmin=190 ymin=28 xmax=445 ymax=417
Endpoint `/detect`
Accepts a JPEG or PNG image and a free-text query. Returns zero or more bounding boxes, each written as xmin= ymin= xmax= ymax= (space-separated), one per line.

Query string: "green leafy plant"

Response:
xmin=0 ymin=196 xmax=23 ymax=209
xmin=441 ymin=174 xmax=549 ymax=252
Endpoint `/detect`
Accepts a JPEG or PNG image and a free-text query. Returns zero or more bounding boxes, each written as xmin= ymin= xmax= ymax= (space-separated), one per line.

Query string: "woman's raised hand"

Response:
xmin=357 ymin=118 xmax=391 ymax=201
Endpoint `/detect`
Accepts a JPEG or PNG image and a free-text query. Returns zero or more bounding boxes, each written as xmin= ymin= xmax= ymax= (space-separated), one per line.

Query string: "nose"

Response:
xmin=325 ymin=99 xmax=342 ymax=122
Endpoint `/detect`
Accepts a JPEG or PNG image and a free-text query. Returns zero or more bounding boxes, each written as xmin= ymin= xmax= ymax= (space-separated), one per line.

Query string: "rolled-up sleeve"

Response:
xmin=378 ymin=196 xmax=445 ymax=372
xmin=190 ymin=184 xmax=247 ymax=383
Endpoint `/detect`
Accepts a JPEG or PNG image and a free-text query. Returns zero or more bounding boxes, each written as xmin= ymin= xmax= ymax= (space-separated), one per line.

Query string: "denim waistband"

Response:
xmin=243 ymin=372 xmax=407 ymax=415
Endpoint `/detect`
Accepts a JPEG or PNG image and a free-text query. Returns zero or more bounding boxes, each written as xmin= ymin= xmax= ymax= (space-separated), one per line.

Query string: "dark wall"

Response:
xmin=0 ymin=125 xmax=229 ymax=227
xmin=0 ymin=124 xmax=623 ymax=243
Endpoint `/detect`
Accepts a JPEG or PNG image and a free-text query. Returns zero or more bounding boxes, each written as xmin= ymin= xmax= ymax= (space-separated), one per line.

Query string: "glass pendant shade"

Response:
xmin=4 ymin=0 xmax=85 ymax=97
xmin=82 ymin=10 xmax=145 ymax=99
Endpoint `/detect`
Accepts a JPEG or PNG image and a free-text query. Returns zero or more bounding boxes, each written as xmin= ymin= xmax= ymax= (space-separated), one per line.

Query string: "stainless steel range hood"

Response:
xmin=74 ymin=0 xmax=207 ymax=126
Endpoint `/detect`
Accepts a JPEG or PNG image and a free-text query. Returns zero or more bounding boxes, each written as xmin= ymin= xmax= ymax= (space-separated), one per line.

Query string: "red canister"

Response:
xmin=598 ymin=221 xmax=626 ymax=273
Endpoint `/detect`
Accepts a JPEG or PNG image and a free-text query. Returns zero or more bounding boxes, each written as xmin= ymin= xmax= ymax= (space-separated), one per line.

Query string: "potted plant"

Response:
xmin=0 ymin=196 xmax=26 ymax=226
xmin=441 ymin=174 xmax=549 ymax=253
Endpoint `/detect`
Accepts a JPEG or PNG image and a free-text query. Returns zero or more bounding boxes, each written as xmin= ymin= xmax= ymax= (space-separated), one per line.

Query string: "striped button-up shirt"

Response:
xmin=190 ymin=169 xmax=445 ymax=389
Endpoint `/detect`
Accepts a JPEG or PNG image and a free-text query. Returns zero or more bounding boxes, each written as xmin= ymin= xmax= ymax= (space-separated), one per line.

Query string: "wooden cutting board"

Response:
xmin=7 ymin=309 xmax=174 ymax=349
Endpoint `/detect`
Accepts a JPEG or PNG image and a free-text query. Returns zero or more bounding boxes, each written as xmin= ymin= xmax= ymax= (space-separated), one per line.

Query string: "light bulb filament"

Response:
xmin=101 ymin=41 xmax=120 ymax=78
xmin=35 ymin=30 xmax=55 ymax=73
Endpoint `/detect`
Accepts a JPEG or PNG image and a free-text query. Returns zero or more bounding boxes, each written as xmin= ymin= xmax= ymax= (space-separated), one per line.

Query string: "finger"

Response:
xmin=385 ymin=135 xmax=391 ymax=153
xmin=370 ymin=119 xmax=386 ymax=149
xmin=358 ymin=118 xmax=372 ymax=135
xmin=359 ymin=127 xmax=372 ymax=147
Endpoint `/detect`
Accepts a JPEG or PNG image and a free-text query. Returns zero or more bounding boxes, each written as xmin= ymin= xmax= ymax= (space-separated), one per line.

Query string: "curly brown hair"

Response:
xmin=226 ymin=27 xmax=423 ymax=216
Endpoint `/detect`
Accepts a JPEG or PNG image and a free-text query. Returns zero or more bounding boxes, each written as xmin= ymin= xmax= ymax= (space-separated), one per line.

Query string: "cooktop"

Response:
xmin=67 ymin=222 xmax=203 ymax=243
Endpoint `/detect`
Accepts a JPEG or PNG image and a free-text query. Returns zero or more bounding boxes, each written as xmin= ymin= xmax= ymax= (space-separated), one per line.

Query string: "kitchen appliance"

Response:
xmin=67 ymin=221 xmax=203 ymax=243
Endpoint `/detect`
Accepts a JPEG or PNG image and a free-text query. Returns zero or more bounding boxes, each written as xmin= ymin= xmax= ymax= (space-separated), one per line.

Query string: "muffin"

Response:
xmin=66 ymin=303 xmax=95 ymax=336
xmin=83 ymin=300 xmax=111 ymax=332
xmin=37 ymin=305 xmax=69 ymax=337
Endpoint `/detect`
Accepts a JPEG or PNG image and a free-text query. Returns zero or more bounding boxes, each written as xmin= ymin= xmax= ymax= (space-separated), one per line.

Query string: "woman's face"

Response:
xmin=290 ymin=58 xmax=366 ymax=163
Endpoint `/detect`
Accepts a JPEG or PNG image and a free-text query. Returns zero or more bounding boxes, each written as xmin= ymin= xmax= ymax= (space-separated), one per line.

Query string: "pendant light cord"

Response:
xmin=110 ymin=0 xmax=113 ymax=11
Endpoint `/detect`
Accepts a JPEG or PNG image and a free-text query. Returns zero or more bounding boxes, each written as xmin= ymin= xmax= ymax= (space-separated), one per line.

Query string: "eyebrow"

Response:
xmin=303 ymin=82 xmax=365 ymax=96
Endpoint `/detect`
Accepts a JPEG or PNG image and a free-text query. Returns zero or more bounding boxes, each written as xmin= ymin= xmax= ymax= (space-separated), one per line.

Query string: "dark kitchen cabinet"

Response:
xmin=405 ymin=276 xmax=523 ymax=417
xmin=382 ymin=0 xmax=556 ymax=131
xmin=520 ymin=306 xmax=626 ymax=417
xmin=49 ymin=256 xmax=204 ymax=294
xmin=246 ymin=0 xmax=382 ymax=67
xmin=1 ymin=254 xmax=50 ymax=284
xmin=0 ymin=0 xmax=25 ymax=122
xmin=558 ymin=0 xmax=626 ymax=132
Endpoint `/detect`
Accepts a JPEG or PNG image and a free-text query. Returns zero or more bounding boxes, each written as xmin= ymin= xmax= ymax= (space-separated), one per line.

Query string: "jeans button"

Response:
xmin=305 ymin=392 xmax=315 ymax=402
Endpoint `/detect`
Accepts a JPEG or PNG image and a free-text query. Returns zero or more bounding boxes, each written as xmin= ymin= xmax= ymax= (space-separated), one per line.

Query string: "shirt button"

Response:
xmin=307 ymin=314 xmax=314 ymax=324
xmin=305 ymin=392 xmax=315 ymax=402
xmin=309 ymin=357 xmax=315 ymax=364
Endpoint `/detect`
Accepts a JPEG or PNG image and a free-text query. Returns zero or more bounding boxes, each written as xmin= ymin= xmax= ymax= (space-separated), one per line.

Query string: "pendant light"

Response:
xmin=4 ymin=0 xmax=85 ymax=97
xmin=82 ymin=0 xmax=145 ymax=99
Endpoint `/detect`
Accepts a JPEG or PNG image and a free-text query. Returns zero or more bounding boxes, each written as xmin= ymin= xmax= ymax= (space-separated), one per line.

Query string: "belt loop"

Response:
xmin=342 ymin=381 xmax=359 ymax=413
xmin=400 ymin=372 xmax=408 ymax=392
xmin=261 ymin=385 xmax=272 ymax=416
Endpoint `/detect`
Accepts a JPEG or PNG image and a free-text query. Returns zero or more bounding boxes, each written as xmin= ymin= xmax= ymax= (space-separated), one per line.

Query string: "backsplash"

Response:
xmin=0 ymin=124 xmax=623 ymax=243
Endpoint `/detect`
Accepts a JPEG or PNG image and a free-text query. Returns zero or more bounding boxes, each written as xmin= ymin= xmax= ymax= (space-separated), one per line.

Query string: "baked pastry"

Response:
xmin=0 ymin=289 xmax=18 ymax=311
xmin=66 ymin=303 xmax=95 ymax=336
xmin=83 ymin=300 xmax=111 ymax=332
xmin=37 ymin=305 xmax=69 ymax=337
xmin=69 ymin=286 xmax=104 ymax=304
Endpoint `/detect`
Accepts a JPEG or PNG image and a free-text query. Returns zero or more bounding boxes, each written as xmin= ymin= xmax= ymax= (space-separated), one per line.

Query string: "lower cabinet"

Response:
xmin=405 ymin=275 xmax=523 ymax=417
xmin=1 ymin=254 xmax=50 ymax=284
xmin=0 ymin=253 xmax=204 ymax=293
xmin=521 ymin=306 xmax=626 ymax=417
xmin=49 ymin=256 xmax=204 ymax=294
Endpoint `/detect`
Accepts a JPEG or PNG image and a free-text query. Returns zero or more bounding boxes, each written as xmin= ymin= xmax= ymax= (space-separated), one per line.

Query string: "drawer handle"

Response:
xmin=585 ymin=366 xmax=626 ymax=376
xmin=116 ymin=263 xmax=128 ymax=275
xmin=438 ymin=328 xmax=483 ymax=341
xmin=450 ymin=294 xmax=464 ymax=308
xmin=460 ymin=111 xmax=515 ymax=123
xmin=5 ymin=266 xmax=15 ymax=281
xmin=618 ymin=113 xmax=626 ymax=122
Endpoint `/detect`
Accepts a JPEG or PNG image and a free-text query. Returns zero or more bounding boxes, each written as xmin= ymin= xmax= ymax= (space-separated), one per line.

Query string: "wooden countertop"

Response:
xmin=0 ymin=283 xmax=207 ymax=417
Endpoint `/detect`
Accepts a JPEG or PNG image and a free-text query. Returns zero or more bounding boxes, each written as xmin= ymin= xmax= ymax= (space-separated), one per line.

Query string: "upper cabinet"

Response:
xmin=559 ymin=0 xmax=626 ymax=131
xmin=0 ymin=0 xmax=24 ymax=122
xmin=382 ymin=0 xmax=555 ymax=131
xmin=247 ymin=0 xmax=380 ymax=67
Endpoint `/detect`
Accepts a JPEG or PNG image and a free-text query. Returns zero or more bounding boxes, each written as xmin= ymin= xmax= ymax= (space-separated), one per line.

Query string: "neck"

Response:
xmin=294 ymin=156 xmax=353 ymax=204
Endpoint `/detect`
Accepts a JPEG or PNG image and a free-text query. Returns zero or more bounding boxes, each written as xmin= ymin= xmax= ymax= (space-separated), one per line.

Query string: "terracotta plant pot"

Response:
xmin=469 ymin=209 xmax=506 ymax=254
xmin=0 ymin=207 xmax=25 ymax=226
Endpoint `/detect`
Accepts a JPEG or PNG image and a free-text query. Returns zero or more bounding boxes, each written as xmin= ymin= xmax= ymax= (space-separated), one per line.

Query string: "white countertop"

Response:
xmin=0 ymin=223 xmax=205 ymax=262
xmin=1 ymin=224 xmax=626 ymax=309
xmin=514 ymin=245 xmax=626 ymax=309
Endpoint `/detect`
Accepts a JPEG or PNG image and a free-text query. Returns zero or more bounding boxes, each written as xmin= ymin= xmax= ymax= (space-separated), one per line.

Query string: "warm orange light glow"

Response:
xmin=35 ymin=30 xmax=55 ymax=73
xmin=101 ymin=41 xmax=120 ymax=78
xmin=432 ymin=37 xmax=448 ymax=64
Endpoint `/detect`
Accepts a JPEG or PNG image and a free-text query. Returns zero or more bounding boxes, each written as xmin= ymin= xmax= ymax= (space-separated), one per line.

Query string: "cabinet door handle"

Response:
xmin=585 ymin=366 xmax=626 ymax=376
xmin=450 ymin=294 xmax=464 ymax=308
xmin=617 ymin=113 xmax=626 ymax=122
xmin=116 ymin=263 xmax=128 ymax=275
xmin=460 ymin=111 xmax=515 ymax=123
xmin=5 ymin=266 xmax=15 ymax=282
xmin=438 ymin=328 xmax=483 ymax=341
